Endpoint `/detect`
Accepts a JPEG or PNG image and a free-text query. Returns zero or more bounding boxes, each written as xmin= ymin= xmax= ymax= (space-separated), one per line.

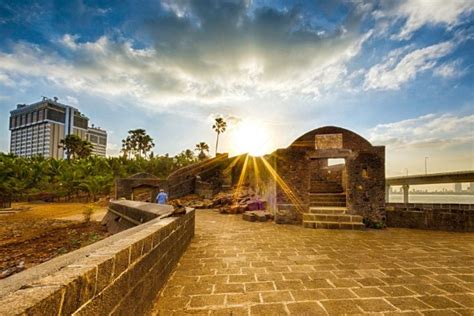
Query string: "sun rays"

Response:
xmin=224 ymin=152 xmax=305 ymax=215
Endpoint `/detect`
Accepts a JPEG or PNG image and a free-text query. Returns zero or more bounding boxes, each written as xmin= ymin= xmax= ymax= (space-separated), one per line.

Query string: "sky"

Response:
xmin=0 ymin=0 xmax=473 ymax=177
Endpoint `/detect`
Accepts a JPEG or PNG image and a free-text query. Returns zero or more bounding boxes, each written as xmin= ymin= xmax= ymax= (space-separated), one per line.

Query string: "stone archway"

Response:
xmin=115 ymin=173 xmax=167 ymax=202
xmin=273 ymin=126 xmax=385 ymax=228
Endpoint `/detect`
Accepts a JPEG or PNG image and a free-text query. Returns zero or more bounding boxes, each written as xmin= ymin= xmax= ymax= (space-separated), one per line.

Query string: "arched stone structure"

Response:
xmin=273 ymin=126 xmax=385 ymax=225
xmin=115 ymin=172 xmax=167 ymax=202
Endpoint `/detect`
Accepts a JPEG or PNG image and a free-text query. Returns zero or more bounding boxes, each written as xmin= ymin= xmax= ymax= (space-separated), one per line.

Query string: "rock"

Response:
xmin=172 ymin=207 xmax=186 ymax=216
xmin=242 ymin=212 xmax=256 ymax=222
xmin=275 ymin=209 xmax=298 ymax=224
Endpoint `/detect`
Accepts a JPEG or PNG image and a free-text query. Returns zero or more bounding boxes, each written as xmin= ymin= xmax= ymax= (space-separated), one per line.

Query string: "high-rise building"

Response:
xmin=87 ymin=125 xmax=107 ymax=157
xmin=9 ymin=98 xmax=107 ymax=158
xmin=454 ymin=183 xmax=462 ymax=193
xmin=469 ymin=182 xmax=474 ymax=193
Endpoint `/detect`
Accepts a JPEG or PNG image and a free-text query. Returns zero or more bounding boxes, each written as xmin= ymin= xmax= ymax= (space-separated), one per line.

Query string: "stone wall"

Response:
xmin=272 ymin=126 xmax=386 ymax=224
xmin=274 ymin=149 xmax=309 ymax=224
xmin=167 ymin=154 xmax=228 ymax=199
xmin=195 ymin=180 xmax=219 ymax=199
xmin=386 ymin=203 xmax=474 ymax=232
xmin=0 ymin=202 xmax=195 ymax=316
xmin=345 ymin=147 xmax=385 ymax=222
xmin=115 ymin=173 xmax=166 ymax=201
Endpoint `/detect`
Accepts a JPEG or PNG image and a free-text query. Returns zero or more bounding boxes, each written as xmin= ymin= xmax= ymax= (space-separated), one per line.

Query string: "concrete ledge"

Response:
xmin=0 ymin=202 xmax=195 ymax=316
xmin=386 ymin=203 xmax=474 ymax=232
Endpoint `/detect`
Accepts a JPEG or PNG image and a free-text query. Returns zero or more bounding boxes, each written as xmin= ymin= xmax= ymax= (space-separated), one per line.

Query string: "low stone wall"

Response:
xmin=0 ymin=202 xmax=195 ymax=315
xmin=386 ymin=203 xmax=474 ymax=232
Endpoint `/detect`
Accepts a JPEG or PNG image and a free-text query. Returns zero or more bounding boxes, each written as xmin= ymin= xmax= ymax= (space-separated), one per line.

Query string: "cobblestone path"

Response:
xmin=152 ymin=210 xmax=474 ymax=315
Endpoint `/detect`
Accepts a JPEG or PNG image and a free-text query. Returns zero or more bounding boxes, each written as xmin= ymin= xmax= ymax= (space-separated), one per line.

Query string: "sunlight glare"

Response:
xmin=231 ymin=120 xmax=271 ymax=156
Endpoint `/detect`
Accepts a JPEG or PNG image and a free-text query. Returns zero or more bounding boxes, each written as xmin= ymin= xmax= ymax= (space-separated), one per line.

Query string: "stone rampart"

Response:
xmin=0 ymin=201 xmax=195 ymax=315
xmin=167 ymin=153 xmax=228 ymax=199
xmin=386 ymin=202 xmax=474 ymax=232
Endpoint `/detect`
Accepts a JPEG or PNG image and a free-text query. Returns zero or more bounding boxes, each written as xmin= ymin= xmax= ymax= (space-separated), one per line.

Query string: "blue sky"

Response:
xmin=0 ymin=0 xmax=473 ymax=176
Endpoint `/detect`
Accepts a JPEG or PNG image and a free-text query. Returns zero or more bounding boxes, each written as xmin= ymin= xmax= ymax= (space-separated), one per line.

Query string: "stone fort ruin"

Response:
xmin=160 ymin=126 xmax=385 ymax=229
xmin=272 ymin=126 xmax=385 ymax=228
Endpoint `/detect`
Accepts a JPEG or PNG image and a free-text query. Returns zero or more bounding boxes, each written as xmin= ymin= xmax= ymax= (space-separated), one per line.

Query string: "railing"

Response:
xmin=385 ymin=170 xmax=474 ymax=204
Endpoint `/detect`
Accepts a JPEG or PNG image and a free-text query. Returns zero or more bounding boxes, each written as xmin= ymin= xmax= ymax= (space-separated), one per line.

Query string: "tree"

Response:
xmin=59 ymin=134 xmax=93 ymax=160
xmin=195 ymin=142 xmax=210 ymax=160
xmin=174 ymin=149 xmax=197 ymax=168
xmin=121 ymin=129 xmax=155 ymax=159
xmin=212 ymin=117 xmax=227 ymax=156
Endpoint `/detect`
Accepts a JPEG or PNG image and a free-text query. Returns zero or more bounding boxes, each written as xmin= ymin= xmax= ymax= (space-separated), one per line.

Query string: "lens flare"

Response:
xmin=230 ymin=120 xmax=271 ymax=156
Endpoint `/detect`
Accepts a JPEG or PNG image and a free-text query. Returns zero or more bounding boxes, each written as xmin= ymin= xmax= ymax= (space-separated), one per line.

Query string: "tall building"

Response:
xmin=9 ymin=98 xmax=107 ymax=158
xmin=454 ymin=183 xmax=462 ymax=193
xmin=87 ymin=125 xmax=107 ymax=157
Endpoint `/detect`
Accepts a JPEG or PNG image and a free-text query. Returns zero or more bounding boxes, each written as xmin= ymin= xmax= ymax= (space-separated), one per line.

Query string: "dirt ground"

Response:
xmin=0 ymin=202 xmax=110 ymax=279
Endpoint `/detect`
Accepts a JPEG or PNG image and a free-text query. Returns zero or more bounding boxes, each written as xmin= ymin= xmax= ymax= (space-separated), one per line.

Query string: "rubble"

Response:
xmin=168 ymin=187 xmax=273 ymax=222
xmin=242 ymin=211 xmax=273 ymax=222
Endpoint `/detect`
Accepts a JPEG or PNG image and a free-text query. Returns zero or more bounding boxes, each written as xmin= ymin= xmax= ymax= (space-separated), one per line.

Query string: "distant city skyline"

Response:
xmin=0 ymin=1 xmax=473 ymax=176
xmin=8 ymin=98 xmax=107 ymax=158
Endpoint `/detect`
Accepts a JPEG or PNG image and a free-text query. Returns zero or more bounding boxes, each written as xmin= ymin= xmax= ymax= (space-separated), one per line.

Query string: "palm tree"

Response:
xmin=77 ymin=141 xmax=93 ymax=159
xmin=212 ymin=117 xmax=227 ymax=156
xmin=195 ymin=142 xmax=210 ymax=160
xmin=59 ymin=134 xmax=92 ymax=160
xmin=121 ymin=129 xmax=155 ymax=159
xmin=59 ymin=134 xmax=82 ymax=160
xmin=174 ymin=149 xmax=197 ymax=168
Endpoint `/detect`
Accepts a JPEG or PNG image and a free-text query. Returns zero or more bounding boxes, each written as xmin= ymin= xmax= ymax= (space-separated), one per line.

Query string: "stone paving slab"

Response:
xmin=151 ymin=210 xmax=474 ymax=315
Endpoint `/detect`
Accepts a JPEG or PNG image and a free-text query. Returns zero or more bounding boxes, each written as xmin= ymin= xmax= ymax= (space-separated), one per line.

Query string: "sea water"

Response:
xmin=388 ymin=194 xmax=474 ymax=204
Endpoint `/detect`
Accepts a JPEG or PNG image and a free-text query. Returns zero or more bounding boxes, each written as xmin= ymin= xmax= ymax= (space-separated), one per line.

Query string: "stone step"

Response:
xmin=308 ymin=207 xmax=347 ymax=215
xmin=309 ymin=201 xmax=346 ymax=207
xmin=309 ymin=194 xmax=346 ymax=202
xmin=310 ymin=181 xmax=343 ymax=193
xmin=303 ymin=221 xmax=365 ymax=230
xmin=303 ymin=213 xmax=363 ymax=223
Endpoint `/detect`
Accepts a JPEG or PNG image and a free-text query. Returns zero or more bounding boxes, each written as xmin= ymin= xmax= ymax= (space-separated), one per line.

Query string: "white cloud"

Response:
xmin=363 ymin=41 xmax=454 ymax=90
xmin=433 ymin=60 xmax=465 ymax=79
xmin=375 ymin=0 xmax=474 ymax=40
xmin=0 ymin=71 xmax=14 ymax=87
xmin=0 ymin=28 xmax=368 ymax=110
xmin=368 ymin=112 xmax=474 ymax=149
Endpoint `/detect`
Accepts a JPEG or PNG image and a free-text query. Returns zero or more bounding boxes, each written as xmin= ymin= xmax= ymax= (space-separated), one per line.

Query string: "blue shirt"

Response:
xmin=156 ymin=192 xmax=168 ymax=204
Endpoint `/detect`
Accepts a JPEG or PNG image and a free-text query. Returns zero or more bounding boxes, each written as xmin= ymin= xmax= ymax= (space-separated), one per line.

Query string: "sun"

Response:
xmin=230 ymin=119 xmax=271 ymax=156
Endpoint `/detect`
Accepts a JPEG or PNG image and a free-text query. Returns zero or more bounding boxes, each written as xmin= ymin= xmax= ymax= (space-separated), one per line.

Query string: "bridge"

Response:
xmin=385 ymin=170 xmax=474 ymax=203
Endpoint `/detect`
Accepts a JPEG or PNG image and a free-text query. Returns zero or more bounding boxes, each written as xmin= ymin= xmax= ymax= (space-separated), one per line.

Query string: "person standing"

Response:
xmin=155 ymin=189 xmax=168 ymax=204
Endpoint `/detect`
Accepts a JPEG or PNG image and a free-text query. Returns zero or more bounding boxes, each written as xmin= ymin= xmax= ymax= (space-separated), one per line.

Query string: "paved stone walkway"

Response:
xmin=152 ymin=210 xmax=474 ymax=315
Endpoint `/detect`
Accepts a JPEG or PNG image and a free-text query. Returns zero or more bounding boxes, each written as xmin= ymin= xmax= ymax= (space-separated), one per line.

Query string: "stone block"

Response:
xmin=74 ymin=270 xmax=130 ymax=316
xmin=82 ymin=254 xmax=115 ymax=294
xmin=0 ymin=286 xmax=63 ymax=316
xmin=30 ymin=265 xmax=96 ymax=315
xmin=242 ymin=212 xmax=256 ymax=222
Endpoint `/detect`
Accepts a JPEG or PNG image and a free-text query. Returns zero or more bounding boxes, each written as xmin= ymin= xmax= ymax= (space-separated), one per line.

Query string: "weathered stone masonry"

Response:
xmin=273 ymin=126 xmax=386 ymax=225
xmin=0 ymin=201 xmax=195 ymax=316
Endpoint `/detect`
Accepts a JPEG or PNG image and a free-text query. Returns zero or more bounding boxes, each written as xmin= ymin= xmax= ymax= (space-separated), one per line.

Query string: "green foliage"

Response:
xmin=121 ymin=129 xmax=155 ymax=159
xmin=195 ymin=142 xmax=210 ymax=160
xmin=0 ymin=151 xmax=198 ymax=202
xmin=59 ymin=134 xmax=93 ymax=160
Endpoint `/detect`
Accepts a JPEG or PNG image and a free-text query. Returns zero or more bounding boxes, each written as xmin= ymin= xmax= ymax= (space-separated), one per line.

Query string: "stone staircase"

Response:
xmin=303 ymin=179 xmax=365 ymax=230
xmin=303 ymin=207 xmax=365 ymax=230
xmin=310 ymin=180 xmax=343 ymax=193
xmin=309 ymin=193 xmax=346 ymax=207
